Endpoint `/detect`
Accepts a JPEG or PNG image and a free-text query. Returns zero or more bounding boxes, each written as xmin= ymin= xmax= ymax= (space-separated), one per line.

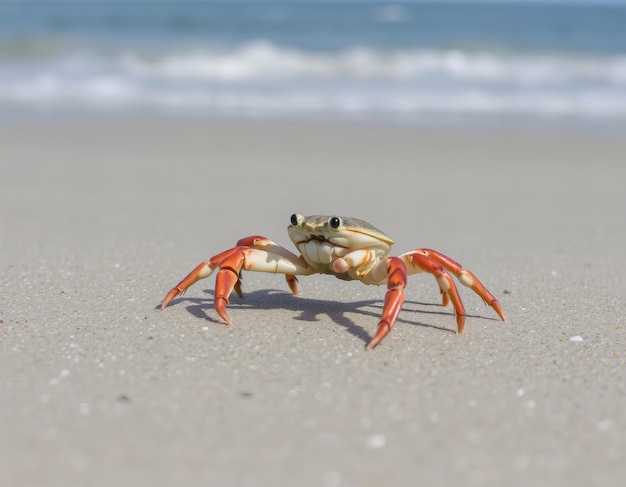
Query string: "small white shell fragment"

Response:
xmin=365 ymin=433 xmax=387 ymax=449
xmin=569 ymin=335 xmax=583 ymax=342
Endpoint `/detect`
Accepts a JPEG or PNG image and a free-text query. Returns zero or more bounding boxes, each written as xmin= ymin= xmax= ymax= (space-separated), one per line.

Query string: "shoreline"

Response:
xmin=3 ymin=108 xmax=626 ymax=136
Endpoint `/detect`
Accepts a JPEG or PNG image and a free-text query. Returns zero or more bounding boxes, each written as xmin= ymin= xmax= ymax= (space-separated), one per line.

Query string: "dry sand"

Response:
xmin=1 ymin=120 xmax=625 ymax=486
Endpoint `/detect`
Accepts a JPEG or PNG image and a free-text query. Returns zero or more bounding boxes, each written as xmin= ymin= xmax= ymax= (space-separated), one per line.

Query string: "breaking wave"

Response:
xmin=2 ymin=40 xmax=626 ymax=123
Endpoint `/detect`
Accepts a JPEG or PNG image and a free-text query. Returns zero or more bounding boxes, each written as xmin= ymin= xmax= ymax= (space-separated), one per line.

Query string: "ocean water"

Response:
xmin=1 ymin=1 xmax=626 ymax=128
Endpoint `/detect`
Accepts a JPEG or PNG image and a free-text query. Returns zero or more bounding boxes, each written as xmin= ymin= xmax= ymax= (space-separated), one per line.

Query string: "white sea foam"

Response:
xmin=2 ymin=41 xmax=626 ymax=124
xmin=117 ymin=41 xmax=626 ymax=84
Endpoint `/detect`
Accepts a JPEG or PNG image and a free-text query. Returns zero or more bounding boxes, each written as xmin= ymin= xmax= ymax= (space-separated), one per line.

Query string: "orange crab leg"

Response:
xmin=405 ymin=252 xmax=467 ymax=333
xmin=160 ymin=247 xmax=243 ymax=310
xmin=285 ymin=275 xmax=299 ymax=295
xmin=237 ymin=235 xmax=300 ymax=295
xmin=162 ymin=241 xmax=314 ymax=325
xmin=160 ymin=261 xmax=212 ymax=310
xmin=413 ymin=249 xmax=506 ymax=322
xmin=213 ymin=251 xmax=246 ymax=325
xmin=367 ymin=257 xmax=407 ymax=350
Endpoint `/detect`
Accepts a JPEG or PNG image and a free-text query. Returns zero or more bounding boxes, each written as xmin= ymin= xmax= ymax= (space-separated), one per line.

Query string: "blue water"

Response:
xmin=1 ymin=1 xmax=626 ymax=127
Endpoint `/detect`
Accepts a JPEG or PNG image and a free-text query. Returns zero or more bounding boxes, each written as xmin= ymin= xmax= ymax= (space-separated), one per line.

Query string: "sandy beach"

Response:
xmin=1 ymin=119 xmax=624 ymax=486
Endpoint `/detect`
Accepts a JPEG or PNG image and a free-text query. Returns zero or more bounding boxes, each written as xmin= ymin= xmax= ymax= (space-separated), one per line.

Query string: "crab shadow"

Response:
xmin=159 ymin=288 xmax=498 ymax=346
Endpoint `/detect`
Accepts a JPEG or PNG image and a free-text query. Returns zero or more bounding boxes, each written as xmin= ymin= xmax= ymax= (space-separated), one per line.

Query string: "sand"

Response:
xmin=1 ymin=119 xmax=624 ymax=486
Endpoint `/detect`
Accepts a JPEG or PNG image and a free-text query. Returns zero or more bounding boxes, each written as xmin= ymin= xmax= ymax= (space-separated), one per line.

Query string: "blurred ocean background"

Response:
xmin=1 ymin=0 xmax=626 ymax=128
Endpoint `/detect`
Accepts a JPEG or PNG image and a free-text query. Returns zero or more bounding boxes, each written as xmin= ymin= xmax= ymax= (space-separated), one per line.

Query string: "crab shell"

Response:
xmin=287 ymin=214 xmax=394 ymax=281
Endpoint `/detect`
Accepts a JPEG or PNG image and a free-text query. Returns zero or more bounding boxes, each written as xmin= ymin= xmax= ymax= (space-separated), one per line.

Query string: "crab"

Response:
xmin=161 ymin=214 xmax=506 ymax=349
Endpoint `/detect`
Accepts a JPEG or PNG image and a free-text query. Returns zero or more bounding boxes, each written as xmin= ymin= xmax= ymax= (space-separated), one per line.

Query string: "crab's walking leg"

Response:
xmin=407 ymin=249 xmax=506 ymax=322
xmin=285 ymin=275 xmax=299 ymax=296
xmin=161 ymin=240 xmax=313 ymax=325
xmin=161 ymin=261 xmax=213 ymax=310
xmin=236 ymin=236 xmax=301 ymax=295
xmin=366 ymin=257 xmax=407 ymax=350
xmin=160 ymin=246 xmax=242 ymax=311
xmin=402 ymin=251 xmax=467 ymax=333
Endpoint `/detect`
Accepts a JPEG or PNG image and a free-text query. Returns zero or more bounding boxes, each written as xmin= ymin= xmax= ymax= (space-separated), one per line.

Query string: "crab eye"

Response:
xmin=329 ymin=216 xmax=341 ymax=229
xmin=290 ymin=213 xmax=300 ymax=226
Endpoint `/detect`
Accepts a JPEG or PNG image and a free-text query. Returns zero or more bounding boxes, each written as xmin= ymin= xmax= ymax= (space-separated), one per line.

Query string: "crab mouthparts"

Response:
xmin=309 ymin=235 xmax=329 ymax=242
